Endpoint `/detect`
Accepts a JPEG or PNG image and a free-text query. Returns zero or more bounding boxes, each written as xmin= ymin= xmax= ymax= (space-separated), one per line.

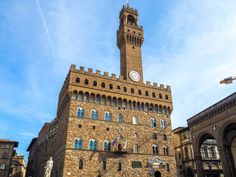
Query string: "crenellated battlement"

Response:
xmin=120 ymin=5 xmax=138 ymax=17
xmin=70 ymin=64 xmax=171 ymax=91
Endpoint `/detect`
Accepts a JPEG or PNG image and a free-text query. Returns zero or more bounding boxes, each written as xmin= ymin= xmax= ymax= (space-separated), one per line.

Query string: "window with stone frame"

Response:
xmin=133 ymin=144 xmax=138 ymax=153
xmin=104 ymin=140 xmax=111 ymax=151
xmin=160 ymin=119 xmax=167 ymax=129
xmin=91 ymin=109 xmax=98 ymax=120
xmin=104 ymin=112 xmax=112 ymax=121
xmin=152 ymin=144 xmax=159 ymax=155
xmin=74 ymin=138 xmax=82 ymax=150
xmin=89 ymin=139 xmax=97 ymax=151
xmin=132 ymin=117 xmax=138 ymax=124
xmin=150 ymin=118 xmax=157 ymax=128
xmin=77 ymin=107 xmax=84 ymax=118
xmin=117 ymin=114 xmax=123 ymax=123
xmin=79 ymin=158 xmax=83 ymax=169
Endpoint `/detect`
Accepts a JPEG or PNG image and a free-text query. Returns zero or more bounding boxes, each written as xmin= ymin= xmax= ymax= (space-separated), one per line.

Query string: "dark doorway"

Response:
xmin=154 ymin=171 xmax=161 ymax=177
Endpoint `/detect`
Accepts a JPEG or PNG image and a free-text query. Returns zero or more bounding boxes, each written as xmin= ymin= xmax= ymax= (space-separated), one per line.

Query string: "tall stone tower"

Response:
xmin=26 ymin=4 xmax=176 ymax=177
xmin=117 ymin=5 xmax=144 ymax=83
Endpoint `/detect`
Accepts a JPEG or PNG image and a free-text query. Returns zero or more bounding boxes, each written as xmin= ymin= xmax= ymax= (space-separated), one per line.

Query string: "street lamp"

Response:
xmin=220 ymin=76 xmax=236 ymax=84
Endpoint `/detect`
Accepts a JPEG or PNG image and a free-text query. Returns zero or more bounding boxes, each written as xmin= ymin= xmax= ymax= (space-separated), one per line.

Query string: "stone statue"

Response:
xmin=44 ymin=156 xmax=53 ymax=177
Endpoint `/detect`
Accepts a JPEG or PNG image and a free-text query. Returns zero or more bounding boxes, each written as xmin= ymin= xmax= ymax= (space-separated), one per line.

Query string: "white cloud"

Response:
xmin=144 ymin=0 xmax=236 ymax=128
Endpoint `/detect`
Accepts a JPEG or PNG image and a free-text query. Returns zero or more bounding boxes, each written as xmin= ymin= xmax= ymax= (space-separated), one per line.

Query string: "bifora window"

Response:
xmin=104 ymin=112 xmax=112 ymax=121
xmin=104 ymin=140 xmax=111 ymax=151
xmin=89 ymin=139 xmax=97 ymax=151
xmin=77 ymin=107 xmax=84 ymax=118
xmin=152 ymin=144 xmax=159 ymax=155
xmin=117 ymin=114 xmax=123 ymax=123
xmin=160 ymin=119 xmax=167 ymax=129
xmin=74 ymin=138 xmax=82 ymax=150
xmin=150 ymin=118 xmax=157 ymax=128
xmin=91 ymin=110 xmax=98 ymax=120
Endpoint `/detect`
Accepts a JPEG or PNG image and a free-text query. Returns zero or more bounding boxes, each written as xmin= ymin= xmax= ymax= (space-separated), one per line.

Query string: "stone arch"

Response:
xmin=84 ymin=92 xmax=89 ymax=101
xmin=127 ymin=100 xmax=132 ymax=109
xmin=95 ymin=94 xmax=101 ymax=104
xmin=72 ymin=90 xmax=78 ymax=100
xmin=101 ymin=95 xmax=106 ymax=105
xmin=137 ymin=102 xmax=141 ymax=110
xmin=145 ymin=103 xmax=149 ymax=112
xmin=112 ymin=97 xmax=117 ymax=107
xmin=90 ymin=93 xmax=95 ymax=103
xmin=220 ymin=122 xmax=236 ymax=175
xmin=107 ymin=96 xmax=112 ymax=105
xmin=132 ymin=101 xmax=136 ymax=110
xmin=154 ymin=104 xmax=158 ymax=113
xmin=150 ymin=104 xmax=154 ymax=112
xmin=122 ymin=99 xmax=127 ymax=108
xmin=78 ymin=91 xmax=84 ymax=101
xmin=193 ymin=132 xmax=221 ymax=177
xmin=117 ymin=98 xmax=122 ymax=107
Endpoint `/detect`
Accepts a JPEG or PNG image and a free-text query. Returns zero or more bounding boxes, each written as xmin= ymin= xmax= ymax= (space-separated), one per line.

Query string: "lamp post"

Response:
xmin=220 ymin=76 xmax=236 ymax=84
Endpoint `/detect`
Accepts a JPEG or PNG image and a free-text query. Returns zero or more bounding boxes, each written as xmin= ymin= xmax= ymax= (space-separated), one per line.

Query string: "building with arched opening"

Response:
xmin=173 ymin=92 xmax=236 ymax=177
xmin=26 ymin=3 xmax=176 ymax=177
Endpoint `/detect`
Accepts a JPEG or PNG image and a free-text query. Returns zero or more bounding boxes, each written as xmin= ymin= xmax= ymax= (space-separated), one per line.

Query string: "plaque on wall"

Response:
xmin=132 ymin=161 xmax=142 ymax=168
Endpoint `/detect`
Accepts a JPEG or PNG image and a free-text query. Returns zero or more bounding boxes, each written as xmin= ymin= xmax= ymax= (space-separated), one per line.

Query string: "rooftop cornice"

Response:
xmin=187 ymin=92 xmax=236 ymax=127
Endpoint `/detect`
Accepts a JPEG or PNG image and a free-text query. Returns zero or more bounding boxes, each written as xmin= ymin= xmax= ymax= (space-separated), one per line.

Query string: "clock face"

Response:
xmin=129 ymin=70 xmax=140 ymax=82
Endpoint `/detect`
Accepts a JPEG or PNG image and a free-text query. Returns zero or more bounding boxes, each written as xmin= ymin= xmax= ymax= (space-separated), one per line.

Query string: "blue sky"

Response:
xmin=0 ymin=0 xmax=235 ymax=157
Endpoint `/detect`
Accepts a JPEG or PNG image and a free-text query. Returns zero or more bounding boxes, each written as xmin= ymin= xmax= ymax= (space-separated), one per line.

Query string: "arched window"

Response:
xmin=117 ymin=114 xmax=123 ymax=123
xmin=163 ymin=134 xmax=167 ymax=141
xmin=89 ymin=139 xmax=97 ymax=151
xmin=133 ymin=144 xmax=138 ymax=153
xmin=127 ymin=14 xmax=136 ymax=25
xmin=79 ymin=158 xmax=83 ymax=169
xmin=91 ymin=110 xmax=98 ymax=120
xmin=78 ymin=92 xmax=83 ymax=100
xmin=132 ymin=117 xmax=138 ymax=124
xmin=109 ymin=84 xmax=113 ymax=90
xmin=138 ymin=90 xmax=142 ymax=95
xmin=75 ymin=77 xmax=80 ymax=83
xmin=152 ymin=92 xmax=156 ymax=98
xmin=159 ymin=93 xmax=162 ymax=99
xmin=77 ymin=107 xmax=84 ymax=118
xmin=104 ymin=140 xmax=111 ymax=151
xmin=104 ymin=112 xmax=112 ymax=121
xmin=165 ymin=95 xmax=169 ymax=100
xmin=84 ymin=79 xmax=89 ymax=85
xmin=101 ymin=82 xmax=105 ymax=88
xmin=95 ymin=95 xmax=101 ymax=104
xmin=152 ymin=133 xmax=157 ymax=140
xmin=145 ymin=91 xmax=149 ymax=96
xmin=150 ymin=118 xmax=157 ymax=128
xmin=117 ymin=85 xmax=121 ymax=91
xmin=123 ymin=87 xmax=127 ymax=92
xmin=160 ymin=119 xmax=167 ymax=129
xmin=131 ymin=88 xmax=134 ymax=94
xmin=93 ymin=81 xmax=97 ymax=86
xmin=163 ymin=146 xmax=169 ymax=155
xmin=152 ymin=145 xmax=159 ymax=155
xmin=74 ymin=138 xmax=82 ymax=150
